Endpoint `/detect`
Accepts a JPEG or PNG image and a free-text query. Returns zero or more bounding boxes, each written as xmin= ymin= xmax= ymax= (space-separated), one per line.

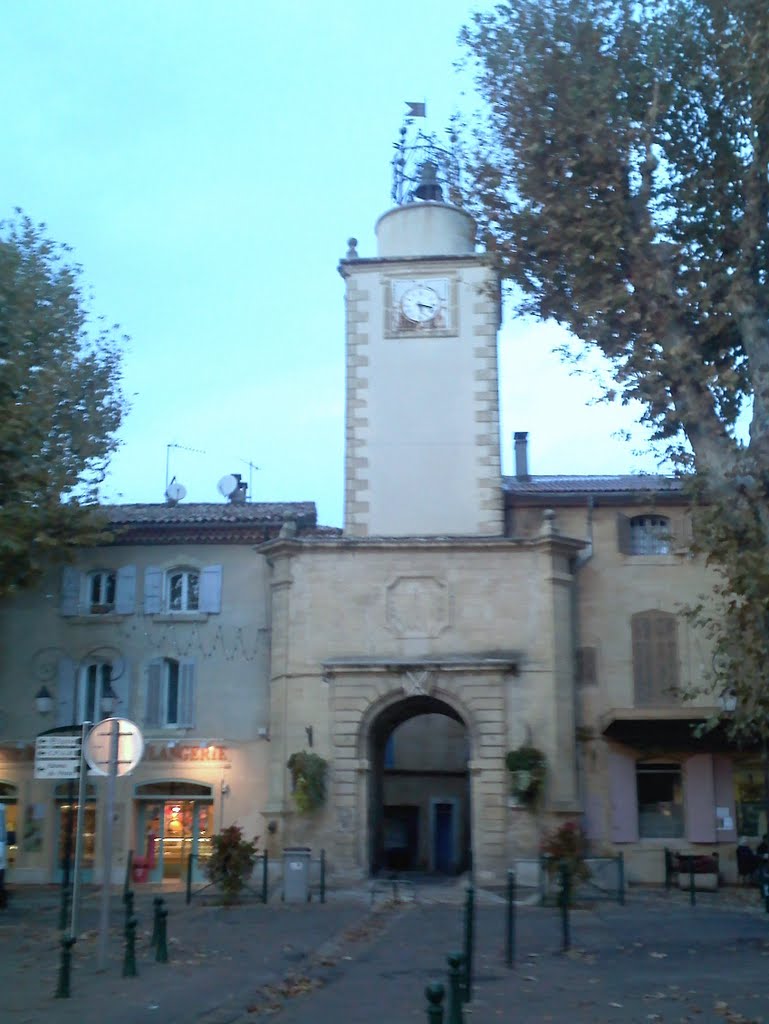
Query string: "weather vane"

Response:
xmin=391 ymin=100 xmax=464 ymax=207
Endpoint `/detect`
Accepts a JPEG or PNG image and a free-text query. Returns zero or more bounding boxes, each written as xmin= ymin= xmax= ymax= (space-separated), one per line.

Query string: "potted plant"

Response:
xmin=287 ymin=750 xmax=328 ymax=813
xmin=505 ymin=745 xmax=546 ymax=805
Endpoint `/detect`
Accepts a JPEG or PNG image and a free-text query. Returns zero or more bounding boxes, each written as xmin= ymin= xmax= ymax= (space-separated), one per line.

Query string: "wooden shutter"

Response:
xmin=608 ymin=749 xmax=639 ymax=842
xmin=632 ymin=611 xmax=679 ymax=706
xmin=110 ymin=659 xmax=131 ymax=718
xmin=178 ymin=659 xmax=196 ymax=728
xmin=56 ymin=656 xmax=77 ymax=726
xmin=685 ymin=753 xmax=716 ymax=842
xmin=143 ymin=567 xmax=163 ymax=614
xmin=60 ymin=567 xmax=81 ymax=616
xmin=713 ymin=755 xmax=737 ymax=842
xmin=145 ymin=659 xmax=163 ymax=727
xmin=115 ymin=566 xmax=136 ymax=615
xmin=616 ymin=513 xmax=632 ymax=554
xmin=199 ymin=565 xmax=222 ymax=614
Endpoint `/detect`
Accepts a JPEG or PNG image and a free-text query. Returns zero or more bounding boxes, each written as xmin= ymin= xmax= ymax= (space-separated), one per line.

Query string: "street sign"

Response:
xmin=34 ymin=734 xmax=82 ymax=779
xmin=85 ymin=718 xmax=144 ymax=777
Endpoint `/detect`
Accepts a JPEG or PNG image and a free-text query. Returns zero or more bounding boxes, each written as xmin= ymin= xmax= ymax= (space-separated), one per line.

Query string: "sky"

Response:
xmin=3 ymin=0 xmax=663 ymax=528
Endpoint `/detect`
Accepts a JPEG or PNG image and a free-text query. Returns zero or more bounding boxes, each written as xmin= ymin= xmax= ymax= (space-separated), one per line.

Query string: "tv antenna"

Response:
xmin=165 ymin=442 xmax=206 ymax=495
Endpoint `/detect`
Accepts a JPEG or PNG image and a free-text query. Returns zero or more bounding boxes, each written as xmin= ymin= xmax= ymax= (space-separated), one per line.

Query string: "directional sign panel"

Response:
xmin=34 ymin=734 xmax=82 ymax=780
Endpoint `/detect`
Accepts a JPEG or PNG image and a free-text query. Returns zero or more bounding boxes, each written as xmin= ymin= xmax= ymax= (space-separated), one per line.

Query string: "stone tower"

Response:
xmin=339 ymin=198 xmax=503 ymax=537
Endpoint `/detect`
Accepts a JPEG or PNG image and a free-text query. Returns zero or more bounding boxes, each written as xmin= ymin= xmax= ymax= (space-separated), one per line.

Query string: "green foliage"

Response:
xmin=205 ymin=824 xmax=258 ymax=903
xmin=541 ymin=821 xmax=591 ymax=882
xmin=461 ymin=1 xmax=769 ymax=740
xmin=287 ymin=750 xmax=327 ymax=813
xmin=505 ymin=745 xmax=546 ymax=804
xmin=0 ymin=211 xmax=126 ymax=596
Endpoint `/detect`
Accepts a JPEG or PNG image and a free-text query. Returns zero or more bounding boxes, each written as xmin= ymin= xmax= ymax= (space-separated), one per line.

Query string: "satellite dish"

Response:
xmin=165 ymin=481 xmax=187 ymax=503
xmin=218 ymin=474 xmax=239 ymax=498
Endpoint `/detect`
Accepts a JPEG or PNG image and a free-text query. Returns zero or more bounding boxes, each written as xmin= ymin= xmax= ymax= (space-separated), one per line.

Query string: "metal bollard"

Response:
xmin=123 ymin=915 xmax=138 ymax=977
xmin=123 ymin=888 xmax=134 ymax=932
xmin=689 ymin=860 xmax=696 ymax=907
xmin=761 ymin=858 xmax=769 ymax=912
xmin=320 ymin=848 xmax=326 ymax=904
xmin=618 ymin=851 xmax=625 ymax=906
xmin=462 ymin=885 xmax=475 ymax=1003
xmin=425 ymin=982 xmax=445 ymax=1024
xmin=186 ymin=854 xmax=194 ymax=905
xmin=447 ymin=952 xmax=464 ymax=1024
xmin=261 ymin=849 xmax=269 ymax=904
xmin=505 ymin=868 xmax=516 ymax=968
xmin=155 ymin=906 xmax=169 ymax=963
xmin=559 ymin=861 xmax=571 ymax=952
xmin=151 ymin=896 xmax=164 ymax=948
xmin=55 ymin=935 xmax=76 ymax=998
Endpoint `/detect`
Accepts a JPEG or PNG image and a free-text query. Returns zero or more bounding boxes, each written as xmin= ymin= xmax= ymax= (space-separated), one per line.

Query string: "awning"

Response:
xmin=600 ymin=707 xmax=739 ymax=752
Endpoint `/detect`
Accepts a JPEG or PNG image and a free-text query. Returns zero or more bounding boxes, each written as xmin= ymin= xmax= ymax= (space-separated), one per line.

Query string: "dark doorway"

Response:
xmin=368 ymin=695 xmax=470 ymax=876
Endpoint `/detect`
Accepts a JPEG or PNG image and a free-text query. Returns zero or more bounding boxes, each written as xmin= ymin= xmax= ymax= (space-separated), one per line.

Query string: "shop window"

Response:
xmin=631 ymin=610 xmax=679 ymax=706
xmin=734 ymin=767 xmax=767 ymax=838
xmin=145 ymin=658 xmax=196 ymax=728
xmin=637 ymin=762 xmax=684 ymax=838
xmin=0 ymin=783 xmax=18 ymax=868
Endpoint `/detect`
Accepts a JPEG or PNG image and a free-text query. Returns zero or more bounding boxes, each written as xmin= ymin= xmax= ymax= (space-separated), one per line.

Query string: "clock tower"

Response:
xmin=339 ymin=178 xmax=503 ymax=537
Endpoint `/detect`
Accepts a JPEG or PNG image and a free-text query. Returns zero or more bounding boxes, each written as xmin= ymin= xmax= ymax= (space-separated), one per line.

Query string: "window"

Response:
xmin=79 ymin=661 xmax=113 ymax=723
xmin=145 ymin=658 xmax=195 ymax=728
xmin=88 ymin=571 xmax=116 ymax=613
xmin=143 ymin=565 xmax=222 ymax=615
xmin=629 ymin=515 xmax=671 ymax=555
xmin=167 ymin=570 xmax=199 ymax=612
xmin=632 ymin=610 xmax=679 ymax=706
xmin=637 ymin=762 xmax=684 ymax=838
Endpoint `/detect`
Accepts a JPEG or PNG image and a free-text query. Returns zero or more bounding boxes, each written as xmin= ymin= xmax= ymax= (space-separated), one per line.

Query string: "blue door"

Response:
xmin=434 ymin=803 xmax=453 ymax=874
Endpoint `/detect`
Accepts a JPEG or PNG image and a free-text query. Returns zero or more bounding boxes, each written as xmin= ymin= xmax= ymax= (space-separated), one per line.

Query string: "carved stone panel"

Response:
xmin=385 ymin=576 xmax=450 ymax=638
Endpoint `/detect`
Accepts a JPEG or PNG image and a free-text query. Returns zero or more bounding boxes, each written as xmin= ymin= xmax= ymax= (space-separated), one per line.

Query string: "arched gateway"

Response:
xmin=327 ymin=662 xmax=513 ymax=882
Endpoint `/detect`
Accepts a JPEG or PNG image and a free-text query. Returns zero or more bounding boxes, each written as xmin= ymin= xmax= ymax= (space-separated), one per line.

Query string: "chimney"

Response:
xmin=514 ymin=432 xmax=530 ymax=480
xmin=229 ymin=473 xmax=248 ymax=503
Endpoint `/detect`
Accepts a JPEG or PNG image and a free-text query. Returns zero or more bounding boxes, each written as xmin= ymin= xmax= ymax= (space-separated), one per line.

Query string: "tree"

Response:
xmin=461 ymin=0 xmax=769 ymax=738
xmin=0 ymin=212 xmax=125 ymax=597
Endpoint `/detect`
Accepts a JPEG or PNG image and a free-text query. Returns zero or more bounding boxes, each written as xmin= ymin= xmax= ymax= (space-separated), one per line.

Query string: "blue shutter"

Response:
xmin=179 ymin=659 xmax=196 ymax=728
xmin=115 ymin=566 xmax=136 ymax=615
xmin=199 ymin=565 xmax=222 ymax=614
xmin=110 ymin=658 xmax=131 ymax=718
xmin=685 ymin=754 xmax=716 ymax=842
xmin=60 ymin=568 xmax=81 ymax=617
xmin=145 ymin=659 xmax=163 ymax=727
xmin=56 ymin=657 xmax=77 ymax=726
xmin=144 ymin=567 xmax=163 ymax=614
xmin=608 ymin=749 xmax=639 ymax=842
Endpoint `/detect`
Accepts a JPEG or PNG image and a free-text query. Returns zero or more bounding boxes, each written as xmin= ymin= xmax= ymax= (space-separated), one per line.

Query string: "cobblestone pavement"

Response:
xmin=3 ymin=882 xmax=769 ymax=1024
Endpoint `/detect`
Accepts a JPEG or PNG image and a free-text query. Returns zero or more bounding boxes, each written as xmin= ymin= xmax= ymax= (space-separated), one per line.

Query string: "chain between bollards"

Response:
xmin=55 ymin=935 xmax=76 ymax=998
xmin=559 ymin=861 xmax=571 ymax=952
xmin=425 ymin=981 xmax=446 ymax=1024
xmin=123 ymin=915 xmax=138 ymax=977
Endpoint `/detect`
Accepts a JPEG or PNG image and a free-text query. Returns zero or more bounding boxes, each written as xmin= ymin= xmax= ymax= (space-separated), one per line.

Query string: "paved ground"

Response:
xmin=3 ymin=881 xmax=769 ymax=1023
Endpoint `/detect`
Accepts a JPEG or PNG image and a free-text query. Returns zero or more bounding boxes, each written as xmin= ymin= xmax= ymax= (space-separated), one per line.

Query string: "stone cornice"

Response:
xmin=323 ymin=654 xmax=520 ymax=677
xmin=258 ymin=533 xmax=585 ymax=558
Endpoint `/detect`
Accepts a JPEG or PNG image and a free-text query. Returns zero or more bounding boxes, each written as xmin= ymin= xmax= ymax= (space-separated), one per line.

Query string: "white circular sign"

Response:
xmin=85 ymin=717 xmax=144 ymax=777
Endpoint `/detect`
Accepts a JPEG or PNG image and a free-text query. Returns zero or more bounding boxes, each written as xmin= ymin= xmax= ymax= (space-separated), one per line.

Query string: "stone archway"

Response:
xmin=327 ymin=661 xmax=512 ymax=882
xmin=368 ymin=694 xmax=470 ymax=876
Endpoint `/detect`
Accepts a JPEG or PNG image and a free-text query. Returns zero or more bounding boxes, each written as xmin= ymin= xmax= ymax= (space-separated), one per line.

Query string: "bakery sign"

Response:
xmin=146 ymin=743 xmax=228 ymax=763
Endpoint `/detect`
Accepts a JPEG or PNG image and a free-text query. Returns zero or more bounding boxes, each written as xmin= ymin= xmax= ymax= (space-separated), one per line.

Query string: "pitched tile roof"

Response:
xmin=502 ymin=474 xmax=682 ymax=495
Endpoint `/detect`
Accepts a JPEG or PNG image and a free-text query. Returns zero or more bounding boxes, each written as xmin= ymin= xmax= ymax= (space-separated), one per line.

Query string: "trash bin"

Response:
xmin=282 ymin=846 xmax=311 ymax=903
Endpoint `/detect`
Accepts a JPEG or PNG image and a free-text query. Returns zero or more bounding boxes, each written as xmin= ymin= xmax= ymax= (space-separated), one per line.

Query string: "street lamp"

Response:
xmin=35 ymin=687 xmax=53 ymax=715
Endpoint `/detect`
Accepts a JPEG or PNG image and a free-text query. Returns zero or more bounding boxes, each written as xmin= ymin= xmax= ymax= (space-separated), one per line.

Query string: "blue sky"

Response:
xmin=4 ymin=1 xmax=661 ymax=527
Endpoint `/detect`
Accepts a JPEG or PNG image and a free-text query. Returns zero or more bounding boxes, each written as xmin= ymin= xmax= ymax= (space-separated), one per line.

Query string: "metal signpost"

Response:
xmin=85 ymin=718 xmax=144 ymax=970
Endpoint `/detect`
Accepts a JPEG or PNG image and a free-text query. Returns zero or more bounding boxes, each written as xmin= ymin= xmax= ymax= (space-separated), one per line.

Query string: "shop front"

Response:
xmin=55 ymin=782 xmax=97 ymax=883
xmin=134 ymin=781 xmax=213 ymax=883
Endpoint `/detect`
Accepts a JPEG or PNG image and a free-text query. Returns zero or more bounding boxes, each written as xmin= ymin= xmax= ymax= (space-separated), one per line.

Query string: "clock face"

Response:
xmin=400 ymin=283 xmax=441 ymax=323
xmin=390 ymin=277 xmax=452 ymax=333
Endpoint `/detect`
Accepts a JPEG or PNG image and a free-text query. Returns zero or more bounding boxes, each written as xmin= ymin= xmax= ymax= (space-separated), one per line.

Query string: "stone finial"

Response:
xmin=540 ymin=508 xmax=558 ymax=537
xmin=279 ymin=519 xmax=297 ymax=538
xmin=346 ymin=237 xmax=358 ymax=258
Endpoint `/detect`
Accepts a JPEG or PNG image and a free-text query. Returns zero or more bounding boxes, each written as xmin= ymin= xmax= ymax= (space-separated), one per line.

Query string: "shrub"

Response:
xmin=206 ymin=824 xmax=258 ymax=903
xmin=541 ymin=820 xmax=590 ymax=883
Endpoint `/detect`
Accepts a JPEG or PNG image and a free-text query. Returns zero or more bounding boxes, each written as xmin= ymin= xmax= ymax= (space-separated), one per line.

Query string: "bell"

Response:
xmin=414 ymin=161 xmax=443 ymax=202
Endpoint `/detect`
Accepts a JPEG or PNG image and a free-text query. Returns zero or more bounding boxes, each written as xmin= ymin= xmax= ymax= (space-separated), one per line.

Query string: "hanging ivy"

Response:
xmin=287 ymin=750 xmax=328 ymax=813
xmin=505 ymin=745 xmax=546 ymax=805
